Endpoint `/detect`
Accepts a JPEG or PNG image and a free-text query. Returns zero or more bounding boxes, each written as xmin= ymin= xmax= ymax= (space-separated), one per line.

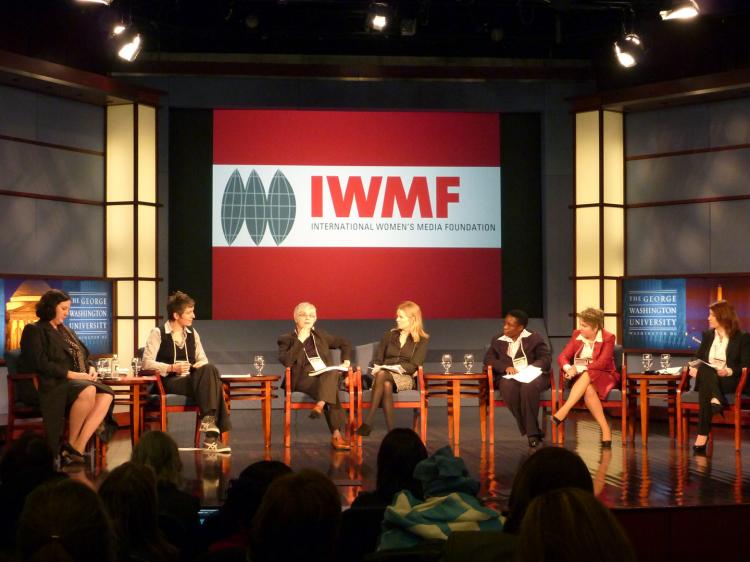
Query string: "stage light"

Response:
xmin=76 ymin=0 xmax=114 ymax=5
xmin=613 ymin=33 xmax=643 ymax=68
xmin=368 ymin=2 xmax=390 ymax=31
xmin=117 ymin=32 xmax=142 ymax=62
xmin=660 ymin=0 xmax=700 ymax=20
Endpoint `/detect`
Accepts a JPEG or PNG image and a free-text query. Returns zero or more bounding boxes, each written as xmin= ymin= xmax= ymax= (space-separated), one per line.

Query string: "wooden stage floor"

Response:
xmin=92 ymin=406 xmax=750 ymax=511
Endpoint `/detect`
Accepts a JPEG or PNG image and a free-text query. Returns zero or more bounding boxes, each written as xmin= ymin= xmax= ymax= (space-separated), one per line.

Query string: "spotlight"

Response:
xmin=117 ymin=31 xmax=142 ymax=62
xmin=613 ymin=33 xmax=644 ymax=68
xmin=368 ymin=2 xmax=390 ymax=32
xmin=76 ymin=0 xmax=114 ymax=5
xmin=659 ymin=0 xmax=700 ymax=20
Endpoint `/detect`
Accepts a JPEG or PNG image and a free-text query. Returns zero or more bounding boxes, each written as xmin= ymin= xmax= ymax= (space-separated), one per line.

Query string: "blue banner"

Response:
xmin=622 ymin=278 xmax=688 ymax=349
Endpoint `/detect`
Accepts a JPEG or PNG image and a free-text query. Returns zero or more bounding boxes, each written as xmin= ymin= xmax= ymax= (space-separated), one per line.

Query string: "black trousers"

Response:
xmin=163 ymin=364 xmax=231 ymax=432
xmin=497 ymin=374 xmax=551 ymax=437
xmin=696 ymin=366 xmax=737 ymax=435
xmin=293 ymin=370 xmax=345 ymax=433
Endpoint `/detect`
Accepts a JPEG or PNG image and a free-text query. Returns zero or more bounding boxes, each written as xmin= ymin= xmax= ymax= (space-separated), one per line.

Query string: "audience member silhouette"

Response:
xmin=518 ymin=487 xmax=637 ymax=562
xmin=131 ymin=430 xmax=201 ymax=561
xmin=99 ymin=461 xmax=179 ymax=562
xmin=17 ymin=478 xmax=116 ymax=562
xmin=249 ymin=469 xmax=341 ymax=562
xmin=0 ymin=432 xmax=64 ymax=556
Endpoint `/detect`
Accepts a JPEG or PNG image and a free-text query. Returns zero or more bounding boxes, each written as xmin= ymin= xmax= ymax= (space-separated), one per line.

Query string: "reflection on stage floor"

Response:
xmin=92 ymin=406 xmax=750 ymax=511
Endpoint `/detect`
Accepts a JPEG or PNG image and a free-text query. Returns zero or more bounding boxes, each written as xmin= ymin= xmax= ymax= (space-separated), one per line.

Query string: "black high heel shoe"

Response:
xmin=551 ymin=415 xmax=563 ymax=426
xmin=692 ymin=444 xmax=708 ymax=454
xmin=601 ymin=440 xmax=612 ymax=449
xmin=60 ymin=443 xmax=86 ymax=466
xmin=356 ymin=423 xmax=372 ymax=437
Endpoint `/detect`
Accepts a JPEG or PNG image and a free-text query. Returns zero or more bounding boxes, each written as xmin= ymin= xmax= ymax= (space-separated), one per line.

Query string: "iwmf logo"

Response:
xmin=221 ymin=169 xmax=296 ymax=246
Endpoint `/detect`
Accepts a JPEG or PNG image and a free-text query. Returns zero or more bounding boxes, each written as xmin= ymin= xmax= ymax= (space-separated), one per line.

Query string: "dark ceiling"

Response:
xmin=1 ymin=0 xmax=749 ymax=89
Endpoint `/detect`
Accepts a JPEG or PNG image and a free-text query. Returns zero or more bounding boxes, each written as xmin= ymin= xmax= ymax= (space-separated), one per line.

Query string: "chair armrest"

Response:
xmin=417 ymin=367 xmax=425 ymax=397
xmin=284 ymin=367 xmax=292 ymax=403
xmin=355 ymin=367 xmax=363 ymax=402
xmin=9 ymin=372 xmax=38 ymax=381
xmin=734 ymin=367 xmax=748 ymax=401
xmin=486 ymin=366 xmax=494 ymax=392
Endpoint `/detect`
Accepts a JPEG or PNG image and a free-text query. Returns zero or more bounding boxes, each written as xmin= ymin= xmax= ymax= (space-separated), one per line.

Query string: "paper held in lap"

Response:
xmin=370 ymin=364 xmax=405 ymax=375
xmin=309 ymin=363 xmax=349 ymax=377
xmin=503 ymin=365 xmax=543 ymax=383
xmin=688 ymin=359 xmax=724 ymax=371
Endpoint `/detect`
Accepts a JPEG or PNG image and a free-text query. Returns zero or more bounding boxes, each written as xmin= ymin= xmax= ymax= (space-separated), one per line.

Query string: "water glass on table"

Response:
xmin=131 ymin=357 xmax=142 ymax=376
xmin=441 ymin=354 xmax=453 ymax=374
xmin=641 ymin=353 xmax=653 ymax=372
xmin=253 ymin=355 xmax=265 ymax=376
xmin=463 ymin=353 xmax=474 ymax=374
xmin=660 ymin=353 xmax=671 ymax=370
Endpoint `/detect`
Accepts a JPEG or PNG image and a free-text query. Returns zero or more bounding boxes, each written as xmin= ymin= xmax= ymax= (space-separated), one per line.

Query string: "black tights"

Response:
xmin=365 ymin=370 xmax=396 ymax=430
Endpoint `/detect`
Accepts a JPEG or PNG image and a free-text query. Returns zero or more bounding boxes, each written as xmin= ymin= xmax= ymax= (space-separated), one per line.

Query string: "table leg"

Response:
xmin=453 ymin=379 xmax=461 ymax=447
xmin=263 ymin=381 xmax=271 ymax=448
xmin=132 ymin=385 xmax=141 ymax=445
xmin=667 ymin=382 xmax=676 ymax=439
xmin=640 ymin=379 xmax=648 ymax=445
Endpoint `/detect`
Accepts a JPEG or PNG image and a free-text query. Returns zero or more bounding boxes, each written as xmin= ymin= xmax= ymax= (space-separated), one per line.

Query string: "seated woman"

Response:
xmin=552 ymin=307 xmax=617 ymax=447
xmin=142 ymin=291 xmax=231 ymax=452
xmin=357 ymin=300 xmax=428 ymax=437
xmin=19 ymin=289 xmax=115 ymax=465
xmin=277 ymin=302 xmax=352 ymax=451
xmin=689 ymin=300 xmax=750 ymax=453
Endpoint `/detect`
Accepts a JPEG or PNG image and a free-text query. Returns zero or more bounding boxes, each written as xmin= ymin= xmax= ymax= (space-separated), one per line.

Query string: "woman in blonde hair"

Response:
xmin=357 ymin=301 xmax=428 ymax=436
xmin=553 ymin=307 xmax=618 ymax=447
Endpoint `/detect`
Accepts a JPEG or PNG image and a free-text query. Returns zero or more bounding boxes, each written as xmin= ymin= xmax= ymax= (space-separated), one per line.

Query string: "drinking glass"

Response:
xmin=642 ymin=353 xmax=653 ymax=372
xmin=253 ymin=355 xmax=265 ymax=376
xmin=131 ymin=357 xmax=142 ymax=376
xmin=98 ymin=357 xmax=112 ymax=379
xmin=441 ymin=354 xmax=453 ymax=374
xmin=463 ymin=353 xmax=475 ymax=374
xmin=660 ymin=353 xmax=671 ymax=370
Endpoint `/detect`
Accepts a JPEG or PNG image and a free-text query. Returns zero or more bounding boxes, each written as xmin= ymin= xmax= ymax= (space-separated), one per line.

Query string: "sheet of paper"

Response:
xmin=503 ymin=365 xmax=543 ymax=383
xmin=371 ymin=364 xmax=405 ymax=374
xmin=309 ymin=365 xmax=348 ymax=377
xmin=656 ymin=366 xmax=683 ymax=375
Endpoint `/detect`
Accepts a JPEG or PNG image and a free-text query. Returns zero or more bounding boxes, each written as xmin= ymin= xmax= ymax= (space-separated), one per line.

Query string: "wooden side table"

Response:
xmin=102 ymin=375 xmax=157 ymax=445
xmin=221 ymin=374 xmax=280 ymax=448
xmin=422 ymin=372 xmax=490 ymax=447
xmin=626 ymin=373 xmax=680 ymax=445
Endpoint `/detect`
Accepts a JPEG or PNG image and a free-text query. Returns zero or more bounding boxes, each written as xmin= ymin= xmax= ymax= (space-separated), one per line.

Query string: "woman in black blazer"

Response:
xmin=689 ymin=300 xmax=750 ymax=453
xmin=19 ymin=289 xmax=115 ymax=464
xmin=277 ymin=302 xmax=352 ymax=451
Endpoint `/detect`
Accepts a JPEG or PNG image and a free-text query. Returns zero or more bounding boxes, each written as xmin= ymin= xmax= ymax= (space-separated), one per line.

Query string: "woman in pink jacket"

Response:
xmin=553 ymin=308 xmax=618 ymax=447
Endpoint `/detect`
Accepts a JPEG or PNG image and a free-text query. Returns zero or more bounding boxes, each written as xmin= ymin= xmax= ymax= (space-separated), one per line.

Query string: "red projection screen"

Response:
xmin=212 ymin=110 xmax=501 ymax=319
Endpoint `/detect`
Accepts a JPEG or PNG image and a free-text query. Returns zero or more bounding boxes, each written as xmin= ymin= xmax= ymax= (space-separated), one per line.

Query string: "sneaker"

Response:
xmin=202 ymin=440 xmax=231 ymax=454
xmin=199 ymin=415 xmax=220 ymax=437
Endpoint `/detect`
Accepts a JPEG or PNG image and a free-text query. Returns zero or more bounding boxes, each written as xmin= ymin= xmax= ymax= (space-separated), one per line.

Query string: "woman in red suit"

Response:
xmin=552 ymin=308 xmax=618 ymax=446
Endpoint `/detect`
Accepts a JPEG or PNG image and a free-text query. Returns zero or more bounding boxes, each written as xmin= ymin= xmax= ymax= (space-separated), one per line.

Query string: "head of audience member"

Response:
xmin=518 ymin=487 xmax=637 ymax=562
xmin=293 ymin=302 xmax=317 ymax=332
xmin=413 ymin=445 xmax=479 ymax=498
xmin=223 ymin=460 xmax=293 ymax=533
xmin=17 ymin=478 xmax=116 ymax=562
xmin=375 ymin=428 xmax=428 ymax=502
xmin=576 ymin=307 xmax=605 ymax=339
xmin=167 ymin=290 xmax=195 ymax=323
xmin=131 ymin=430 xmax=183 ymax=487
xmin=35 ymin=289 xmax=72 ymax=323
xmin=503 ymin=309 xmax=529 ymax=339
xmin=98 ymin=461 xmax=177 ymax=562
xmin=396 ymin=300 xmax=428 ymax=342
xmin=503 ymin=447 xmax=593 ymax=534
xmin=1 ymin=432 xmax=57 ymax=490
xmin=709 ymin=300 xmax=741 ymax=337
xmin=250 ymin=469 xmax=341 ymax=562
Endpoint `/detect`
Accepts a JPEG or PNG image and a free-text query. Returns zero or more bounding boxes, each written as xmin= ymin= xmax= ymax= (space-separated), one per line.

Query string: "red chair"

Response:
xmin=355 ymin=366 xmax=426 ymax=446
xmin=486 ymin=365 xmax=557 ymax=444
xmin=284 ymin=366 xmax=355 ymax=447
xmin=140 ymin=369 xmax=202 ymax=447
xmin=677 ymin=367 xmax=749 ymax=451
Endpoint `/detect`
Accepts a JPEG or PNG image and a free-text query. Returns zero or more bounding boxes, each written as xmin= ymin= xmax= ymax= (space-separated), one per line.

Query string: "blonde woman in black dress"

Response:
xmin=357 ymin=301 xmax=428 ymax=436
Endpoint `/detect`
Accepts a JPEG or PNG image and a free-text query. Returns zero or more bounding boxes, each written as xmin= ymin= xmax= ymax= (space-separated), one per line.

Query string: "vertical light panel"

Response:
xmin=138 ymin=280 xmax=156 ymax=316
xmin=603 ymin=207 xmax=624 ymax=277
xmin=116 ymin=280 xmax=134 ymax=316
xmin=137 ymin=105 xmax=157 ymax=204
xmin=575 ymin=111 xmax=600 ymax=205
xmin=116 ymin=319 xmax=135 ymax=365
xmin=137 ymin=205 xmax=157 ymax=277
xmin=107 ymin=105 xmax=135 ymax=202
xmin=106 ymin=205 xmax=134 ymax=277
xmin=138 ymin=319 xmax=156 ymax=352
xmin=576 ymin=280 xmax=601 ymax=311
xmin=604 ymin=316 xmax=618 ymax=336
xmin=575 ymin=207 xmax=600 ymax=277
xmin=603 ymin=111 xmax=624 ymax=205
xmin=604 ymin=279 xmax=618 ymax=315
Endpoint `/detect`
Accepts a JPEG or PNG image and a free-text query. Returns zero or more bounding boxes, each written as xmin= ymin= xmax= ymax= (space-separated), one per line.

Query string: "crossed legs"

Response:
xmin=67 ymin=386 xmax=113 ymax=454
xmin=554 ymin=372 xmax=611 ymax=441
xmin=360 ymin=370 xmax=396 ymax=434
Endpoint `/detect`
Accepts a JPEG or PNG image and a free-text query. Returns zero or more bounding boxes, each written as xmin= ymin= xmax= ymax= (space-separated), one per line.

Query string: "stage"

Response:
xmin=97 ymin=406 xmax=750 ymax=510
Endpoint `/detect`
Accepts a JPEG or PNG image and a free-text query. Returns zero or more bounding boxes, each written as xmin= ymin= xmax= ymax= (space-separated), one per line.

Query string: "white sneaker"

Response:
xmin=202 ymin=440 xmax=231 ymax=454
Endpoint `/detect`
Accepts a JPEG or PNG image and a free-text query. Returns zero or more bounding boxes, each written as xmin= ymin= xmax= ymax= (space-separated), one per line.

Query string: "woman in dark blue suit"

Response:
xmin=689 ymin=300 xmax=750 ymax=453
